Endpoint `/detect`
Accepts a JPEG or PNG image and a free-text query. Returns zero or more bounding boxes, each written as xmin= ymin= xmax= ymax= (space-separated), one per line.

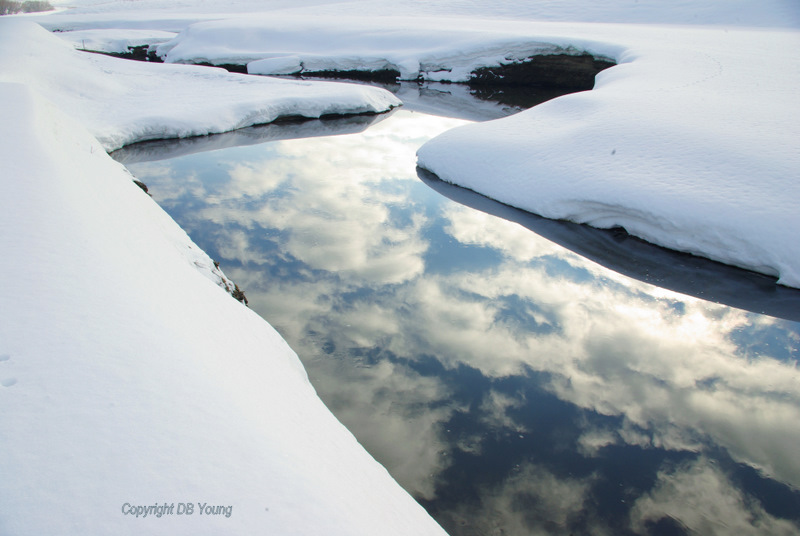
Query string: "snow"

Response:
xmin=0 ymin=20 xmax=400 ymax=151
xmin=56 ymin=28 xmax=178 ymax=54
xmin=1 ymin=0 xmax=799 ymax=533
xmin=417 ymin=24 xmax=800 ymax=288
xmin=33 ymin=0 xmax=800 ymax=30
xmin=154 ymin=16 xmax=620 ymax=82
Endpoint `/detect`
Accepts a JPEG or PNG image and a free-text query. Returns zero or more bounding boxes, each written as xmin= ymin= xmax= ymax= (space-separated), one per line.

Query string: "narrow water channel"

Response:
xmin=114 ymin=83 xmax=800 ymax=536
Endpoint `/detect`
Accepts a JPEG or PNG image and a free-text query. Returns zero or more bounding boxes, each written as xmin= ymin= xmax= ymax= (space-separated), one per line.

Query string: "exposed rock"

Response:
xmin=470 ymin=53 xmax=615 ymax=90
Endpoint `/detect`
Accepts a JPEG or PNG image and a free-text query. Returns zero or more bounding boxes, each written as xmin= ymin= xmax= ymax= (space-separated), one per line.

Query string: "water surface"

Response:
xmin=118 ymin=86 xmax=800 ymax=536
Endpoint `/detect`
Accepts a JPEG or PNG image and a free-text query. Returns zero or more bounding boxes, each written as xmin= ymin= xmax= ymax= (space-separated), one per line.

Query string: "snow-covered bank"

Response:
xmin=0 ymin=71 xmax=445 ymax=536
xmin=56 ymin=28 xmax=177 ymax=55
xmin=0 ymin=20 xmax=400 ymax=151
xmin=418 ymin=24 xmax=800 ymax=288
xmin=153 ymin=16 xmax=620 ymax=83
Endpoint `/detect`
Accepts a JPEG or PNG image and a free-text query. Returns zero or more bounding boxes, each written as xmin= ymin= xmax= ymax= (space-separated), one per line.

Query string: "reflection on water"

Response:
xmin=420 ymin=171 xmax=800 ymax=324
xmin=119 ymin=96 xmax=800 ymax=535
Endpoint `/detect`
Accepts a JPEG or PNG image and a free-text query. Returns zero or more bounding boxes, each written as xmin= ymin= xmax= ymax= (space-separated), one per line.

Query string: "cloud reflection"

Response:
xmin=438 ymin=462 xmax=601 ymax=536
xmin=429 ymin=208 xmax=800 ymax=490
xmin=630 ymin=457 xmax=799 ymax=535
xmin=162 ymin=112 xmax=466 ymax=286
xmin=306 ymin=358 xmax=455 ymax=500
xmin=125 ymin=109 xmax=800 ymax=534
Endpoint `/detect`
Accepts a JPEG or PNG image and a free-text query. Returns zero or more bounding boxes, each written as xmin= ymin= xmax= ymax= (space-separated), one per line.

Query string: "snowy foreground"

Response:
xmin=1 ymin=0 xmax=799 ymax=534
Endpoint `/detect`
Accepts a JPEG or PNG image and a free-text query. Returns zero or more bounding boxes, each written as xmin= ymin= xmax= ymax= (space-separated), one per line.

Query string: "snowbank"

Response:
xmin=418 ymin=24 xmax=800 ymax=288
xmin=0 ymin=20 xmax=400 ymax=151
xmin=155 ymin=16 xmax=620 ymax=82
xmin=56 ymin=28 xmax=177 ymax=54
xmin=0 ymin=74 xmax=445 ymax=536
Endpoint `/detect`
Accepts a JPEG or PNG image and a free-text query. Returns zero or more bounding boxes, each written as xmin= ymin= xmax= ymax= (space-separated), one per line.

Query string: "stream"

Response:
xmin=113 ymin=81 xmax=800 ymax=536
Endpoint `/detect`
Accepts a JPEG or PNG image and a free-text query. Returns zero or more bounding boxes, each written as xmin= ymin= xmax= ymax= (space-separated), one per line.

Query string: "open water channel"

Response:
xmin=113 ymin=81 xmax=800 ymax=536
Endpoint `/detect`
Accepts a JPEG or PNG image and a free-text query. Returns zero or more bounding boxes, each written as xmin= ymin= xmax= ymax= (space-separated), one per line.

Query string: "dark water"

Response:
xmin=116 ymin=83 xmax=800 ymax=536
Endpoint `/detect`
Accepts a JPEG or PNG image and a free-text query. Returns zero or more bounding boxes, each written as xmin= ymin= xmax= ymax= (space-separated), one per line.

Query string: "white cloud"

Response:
xmin=630 ymin=457 xmax=799 ymax=536
xmin=441 ymin=462 xmax=607 ymax=536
